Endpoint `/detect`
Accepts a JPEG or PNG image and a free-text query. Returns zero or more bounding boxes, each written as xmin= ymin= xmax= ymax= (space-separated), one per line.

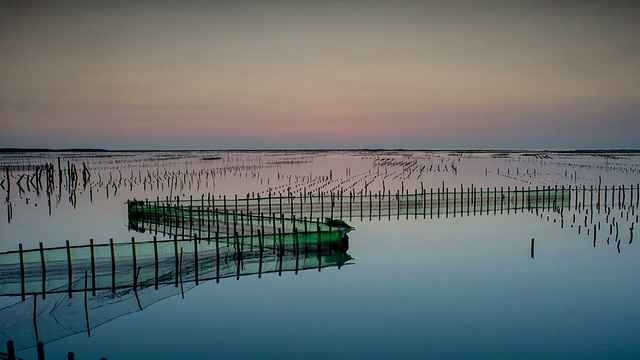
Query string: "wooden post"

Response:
xmin=371 ymin=191 xmax=374 ymax=221
xmin=430 ymin=188 xmax=433 ymax=218
xmin=174 ymin=235 xmax=179 ymax=287
xmin=153 ymin=236 xmax=159 ymax=289
xmin=39 ymin=242 xmax=46 ymax=299
xmin=258 ymin=229 xmax=263 ymax=279
xmin=360 ymin=190 xmax=363 ymax=221
xmin=37 ymin=341 xmax=45 ymax=360
xmin=7 ymin=340 xmax=15 ymax=360
xmin=90 ymin=239 xmax=96 ymax=295
xmin=445 ymin=187 xmax=449 ymax=218
xmin=453 ymin=187 xmax=456 ymax=217
xmin=19 ymin=243 xmax=25 ymax=301
xmin=109 ymin=238 xmax=116 ymax=292
xmin=84 ymin=270 xmax=90 ymax=337
xmin=66 ymin=240 xmax=73 ymax=298
xmin=437 ymin=188 xmax=440 ymax=218
xmin=194 ymin=234 xmax=199 ymax=285
xmin=493 ymin=187 xmax=497 ymax=215
xmin=215 ymin=232 xmax=220 ymax=283
xmin=530 ymin=238 xmax=535 ymax=259
xmin=486 ymin=187 xmax=490 ymax=215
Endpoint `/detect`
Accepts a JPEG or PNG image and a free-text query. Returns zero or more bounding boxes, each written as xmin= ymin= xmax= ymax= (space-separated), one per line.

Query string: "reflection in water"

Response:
xmin=2 ymin=152 xmax=639 ymax=357
xmin=0 ymin=232 xmax=352 ymax=350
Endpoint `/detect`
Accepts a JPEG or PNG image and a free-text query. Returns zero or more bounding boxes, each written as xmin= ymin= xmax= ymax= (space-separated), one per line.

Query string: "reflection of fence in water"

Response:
xmin=0 ymin=233 xmax=351 ymax=350
xmin=0 ymin=215 xmax=351 ymax=350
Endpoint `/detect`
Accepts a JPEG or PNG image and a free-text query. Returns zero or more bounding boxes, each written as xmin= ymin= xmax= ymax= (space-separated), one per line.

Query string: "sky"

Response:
xmin=1 ymin=0 xmax=639 ymax=150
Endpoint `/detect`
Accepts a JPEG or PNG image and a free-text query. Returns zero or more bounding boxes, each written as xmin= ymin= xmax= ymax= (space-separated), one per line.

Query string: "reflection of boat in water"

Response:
xmin=0 ymin=232 xmax=353 ymax=351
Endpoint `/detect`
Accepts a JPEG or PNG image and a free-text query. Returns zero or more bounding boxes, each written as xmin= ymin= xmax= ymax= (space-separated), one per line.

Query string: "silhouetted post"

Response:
xmin=437 ymin=188 xmax=440 ymax=218
xmin=153 ymin=236 xmax=159 ymax=289
xmin=215 ymin=232 xmax=220 ymax=283
xmin=68 ymin=352 xmax=75 ymax=360
xmin=371 ymin=191 xmax=374 ymax=221
xmin=473 ymin=186 xmax=477 ymax=215
xmin=279 ymin=193 xmax=283 ymax=216
xmin=445 ymin=187 xmax=449 ymax=218
xmin=84 ymin=270 xmax=90 ymax=336
xmin=258 ymin=229 xmax=263 ymax=279
xmin=457 ymin=185 xmax=462 ymax=217
xmin=530 ymin=238 xmax=535 ymax=259
xmin=194 ymin=234 xmax=199 ymax=285
xmin=360 ymin=190 xmax=363 ymax=220
xmin=19 ymin=243 xmax=25 ymax=301
xmin=429 ymin=188 xmax=433 ymax=219
xmin=277 ymin=229 xmax=283 ymax=276
xmin=380 ymin=191 xmax=384 ymax=220
xmin=66 ymin=240 xmax=73 ymax=298
xmin=37 ymin=341 xmax=45 ymax=360
xmin=109 ymin=238 xmax=116 ymax=292
xmin=39 ymin=242 xmax=46 ymax=299
xmin=173 ymin=235 xmax=179 ymax=287
xmin=486 ymin=187 xmax=490 ymax=215
xmin=7 ymin=340 xmax=15 ymax=360
xmin=453 ymin=187 xmax=456 ymax=218
xmin=388 ymin=190 xmax=392 ymax=220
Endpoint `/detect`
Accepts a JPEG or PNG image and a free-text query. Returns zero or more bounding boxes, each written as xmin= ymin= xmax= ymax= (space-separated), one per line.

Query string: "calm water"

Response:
xmin=1 ymin=151 xmax=639 ymax=359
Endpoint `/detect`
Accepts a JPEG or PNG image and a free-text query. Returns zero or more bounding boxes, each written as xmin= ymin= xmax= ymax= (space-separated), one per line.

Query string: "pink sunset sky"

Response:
xmin=1 ymin=0 xmax=639 ymax=150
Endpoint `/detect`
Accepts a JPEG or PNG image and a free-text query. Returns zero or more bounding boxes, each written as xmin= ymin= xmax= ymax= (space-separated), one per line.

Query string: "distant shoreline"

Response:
xmin=1 ymin=148 xmax=640 ymax=154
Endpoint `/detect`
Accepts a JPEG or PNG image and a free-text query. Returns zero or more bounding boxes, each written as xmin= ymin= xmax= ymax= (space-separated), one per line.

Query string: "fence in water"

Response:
xmin=0 ymin=230 xmax=351 ymax=351
xmin=127 ymin=184 xmax=639 ymax=231
xmin=0 ymin=183 xmax=637 ymax=352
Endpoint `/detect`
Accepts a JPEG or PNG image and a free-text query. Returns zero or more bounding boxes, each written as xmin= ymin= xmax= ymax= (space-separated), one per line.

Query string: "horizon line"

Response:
xmin=2 ymin=148 xmax=640 ymax=154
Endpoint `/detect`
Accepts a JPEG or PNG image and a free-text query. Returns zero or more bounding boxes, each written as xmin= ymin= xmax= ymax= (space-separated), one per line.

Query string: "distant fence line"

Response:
xmin=131 ymin=184 xmax=639 ymax=228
